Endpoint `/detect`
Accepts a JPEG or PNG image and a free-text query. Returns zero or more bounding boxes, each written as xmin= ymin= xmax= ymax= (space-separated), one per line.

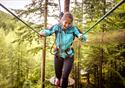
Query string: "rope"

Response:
xmin=0 ymin=3 xmax=40 ymax=35
xmin=1 ymin=0 xmax=124 ymax=35
xmin=83 ymin=0 xmax=125 ymax=35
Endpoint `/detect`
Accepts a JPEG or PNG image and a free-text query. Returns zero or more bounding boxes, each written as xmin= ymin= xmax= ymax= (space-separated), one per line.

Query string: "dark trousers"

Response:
xmin=54 ymin=54 xmax=74 ymax=88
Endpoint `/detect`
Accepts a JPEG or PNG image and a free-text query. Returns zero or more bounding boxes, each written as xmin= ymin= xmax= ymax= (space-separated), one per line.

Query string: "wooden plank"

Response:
xmin=49 ymin=76 xmax=75 ymax=87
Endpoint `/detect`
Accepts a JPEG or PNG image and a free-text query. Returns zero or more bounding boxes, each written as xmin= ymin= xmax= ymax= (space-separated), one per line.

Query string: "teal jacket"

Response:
xmin=40 ymin=24 xmax=87 ymax=58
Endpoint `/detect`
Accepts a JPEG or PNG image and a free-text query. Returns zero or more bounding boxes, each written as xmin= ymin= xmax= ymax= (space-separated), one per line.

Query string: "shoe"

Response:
xmin=55 ymin=78 xmax=60 ymax=86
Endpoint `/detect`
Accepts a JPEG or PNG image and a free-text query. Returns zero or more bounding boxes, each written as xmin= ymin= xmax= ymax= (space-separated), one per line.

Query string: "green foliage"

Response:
xmin=71 ymin=0 xmax=125 ymax=88
xmin=0 ymin=0 xmax=125 ymax=88
xmin=0 ymin=11 xmax=17 ymax=34
xmin=13 ymin=0 xmax=59 ymax=21
xmin=0 ymin=11 xmax=55 ymax=88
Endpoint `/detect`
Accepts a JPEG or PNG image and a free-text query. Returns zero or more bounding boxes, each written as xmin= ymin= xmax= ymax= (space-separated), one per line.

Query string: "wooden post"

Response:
xmin=41 ymin=0 xmax=48 ymax=88
xmin=64 ymin=0 xmax=70 ymax=12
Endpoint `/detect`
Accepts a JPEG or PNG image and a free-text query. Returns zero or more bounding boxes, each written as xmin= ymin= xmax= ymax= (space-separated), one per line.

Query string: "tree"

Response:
xmin=64 ymin=0 xmax=70 ymax=12
xmin=73 ymin=0 xmax=125 ymax=88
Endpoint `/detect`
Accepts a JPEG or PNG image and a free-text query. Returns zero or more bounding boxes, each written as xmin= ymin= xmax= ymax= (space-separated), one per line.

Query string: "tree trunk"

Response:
xmin=98 ymin=0 xmax=106 ymax=88
xmin=64 ymin=0 xmax=70 ymax=12
xmin=41 ymin=0 xmax=48 ymax=88
xmin=94 ymin=65 xmax=98 ymax=88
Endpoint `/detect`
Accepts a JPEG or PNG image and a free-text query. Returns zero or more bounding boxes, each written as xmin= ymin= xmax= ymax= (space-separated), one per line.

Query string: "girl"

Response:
xmin=40 ymin=12 xmax=87 ymax=88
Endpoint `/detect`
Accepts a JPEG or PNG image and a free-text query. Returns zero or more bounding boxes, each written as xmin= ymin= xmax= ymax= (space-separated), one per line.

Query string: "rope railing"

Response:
xmin=0 ymin=3 xmax=40 ymax=35
xmin=0 ymin=0 xmax=125 ymax=35
xmin=83 ymin=0 xmax=125 ymax=34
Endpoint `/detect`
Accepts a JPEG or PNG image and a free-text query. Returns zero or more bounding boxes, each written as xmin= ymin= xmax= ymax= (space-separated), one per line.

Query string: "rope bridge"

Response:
xmin=0 ymin=0 xmax=125 ymax=87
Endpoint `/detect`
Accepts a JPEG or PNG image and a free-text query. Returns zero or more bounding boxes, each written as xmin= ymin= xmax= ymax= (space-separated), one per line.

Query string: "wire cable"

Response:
xmin=0 ymin=3 xmax=40 ymax=35
xmin=83 ymin=0 xmax=125 ymax=35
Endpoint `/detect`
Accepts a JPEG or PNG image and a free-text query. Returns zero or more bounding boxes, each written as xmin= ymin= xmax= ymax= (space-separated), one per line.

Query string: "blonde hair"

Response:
xmin=61 ymin=12 xmax=73 ymax=22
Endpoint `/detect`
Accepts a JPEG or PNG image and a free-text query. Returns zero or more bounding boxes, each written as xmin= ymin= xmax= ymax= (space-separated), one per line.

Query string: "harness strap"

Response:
xmin=55 ymin=47 xmax=74 ymax=56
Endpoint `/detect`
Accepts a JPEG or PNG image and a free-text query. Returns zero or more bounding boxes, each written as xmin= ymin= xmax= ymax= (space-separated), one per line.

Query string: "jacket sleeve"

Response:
xmin=39 ymin=25 xmax=58 ymax=37
xmin=73 ymin=26 xmax=87 ymax=42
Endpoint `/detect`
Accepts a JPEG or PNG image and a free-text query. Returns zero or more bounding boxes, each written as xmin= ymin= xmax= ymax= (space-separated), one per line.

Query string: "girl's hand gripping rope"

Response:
xmin=78 ymin=33 xmax=88 ymax=42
